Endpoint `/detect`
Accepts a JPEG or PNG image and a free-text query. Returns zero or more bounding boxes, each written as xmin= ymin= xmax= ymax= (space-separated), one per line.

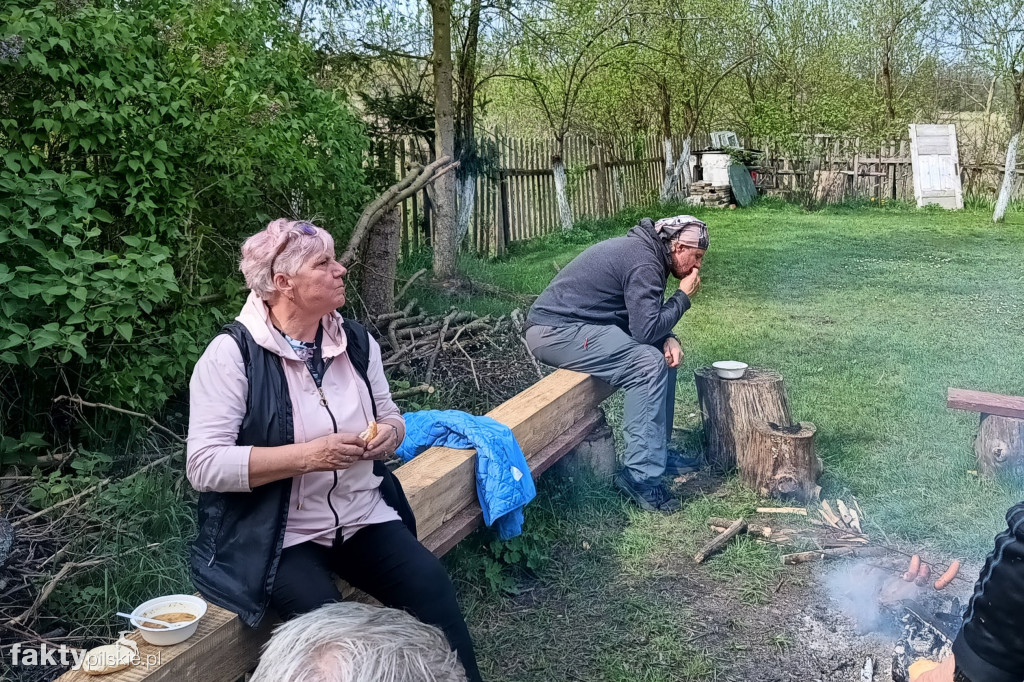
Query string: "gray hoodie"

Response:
xmin=526 ymin=218 xmax=690 ymax=345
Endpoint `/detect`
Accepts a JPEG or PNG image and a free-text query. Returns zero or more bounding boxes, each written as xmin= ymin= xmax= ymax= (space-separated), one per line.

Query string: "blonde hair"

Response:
xmin=239 ymin=219 xmax=335 ymax=299
xmin=250 ymin=602 xmax=467 ymax=682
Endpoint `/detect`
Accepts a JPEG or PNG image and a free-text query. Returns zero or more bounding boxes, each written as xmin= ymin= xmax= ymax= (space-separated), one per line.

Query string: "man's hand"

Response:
xmin=305 ymin=433 xmax=366 ymax=472
xmin=910 ymin=656 xmax=955 ymax=682
xmin=679 ymin=268 xmax=701 ymax=297
xmin=663 ymin=337 xmax=682 ymax=368
xmin=362 ymin=423 xmax=399 ymax=460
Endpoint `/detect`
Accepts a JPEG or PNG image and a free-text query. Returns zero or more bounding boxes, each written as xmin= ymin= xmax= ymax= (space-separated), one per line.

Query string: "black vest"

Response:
xmin=190 ymin=319 xmax=415 ymax=627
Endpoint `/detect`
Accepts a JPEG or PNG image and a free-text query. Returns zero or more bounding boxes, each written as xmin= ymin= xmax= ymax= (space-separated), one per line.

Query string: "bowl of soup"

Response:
xmin=129 ymin=594 xmax=207 ymax=646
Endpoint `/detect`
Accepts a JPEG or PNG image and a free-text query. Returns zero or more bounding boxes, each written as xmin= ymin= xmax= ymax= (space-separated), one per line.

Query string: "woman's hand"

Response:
xmin=305 ymin=433 xmax=366 ymax=472
xmin=362 ymin=423 xmax=398 ymax=460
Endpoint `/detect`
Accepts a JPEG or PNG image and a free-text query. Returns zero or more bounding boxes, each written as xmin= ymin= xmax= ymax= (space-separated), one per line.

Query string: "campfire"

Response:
xmin=823 ymin=556 xmax=966 ymax=681
xmin=891 ymin=597 xmax=963 ymax=682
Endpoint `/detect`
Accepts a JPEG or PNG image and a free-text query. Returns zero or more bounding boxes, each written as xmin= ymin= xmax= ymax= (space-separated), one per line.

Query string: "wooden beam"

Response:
xmin=419 ymin=408 xmax=604 ymax=556
xmin=398 ymin=369 xmax=613 ymax=540
xmin=57 ymin=603 xmax=276 ymax=682
xmin=947 ymin=388 xmax=1024 ymax=419
xmin=56 ymin=370 xmax=612 ymax=682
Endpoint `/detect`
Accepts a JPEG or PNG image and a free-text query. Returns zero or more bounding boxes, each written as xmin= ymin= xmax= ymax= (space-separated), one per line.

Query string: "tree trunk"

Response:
xmin=359 ymin=207 xmax=400 ymax=318
xmin=595 ymin=144 xmax=609 ymax=216
xmin=454 ymin=0 xmax=481 ymax=248
xmin=455 ymin=172 xmax=475 ymax=245
xmin=660 ymin=136 xmax=676 ymax=202
xmin=745 ymin=421 xmax=821 ymax=502
xmin=993 ymin=129 xmax=1020 ymax=223
xmin=975 ymin=413 xmax=1024 ymax=480
xmin=552 ymin=143 xmax=574 ymax=230
xmin=659 ymin=87 xmax=677 ymax=202
xmin=675 ymin=137 xmax=693 ymax=199
xmin=694 ymin=367 xmax=793 ymax=472
xmin=613 ymin=165 xmax=625 ymax=209
xmin=429 ymin=0 xmax=458 ymax=278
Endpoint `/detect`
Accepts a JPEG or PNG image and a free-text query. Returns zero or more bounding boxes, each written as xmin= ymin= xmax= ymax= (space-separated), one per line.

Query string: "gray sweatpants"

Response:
xmin=524 ymin=323 xmax=676 ymax=483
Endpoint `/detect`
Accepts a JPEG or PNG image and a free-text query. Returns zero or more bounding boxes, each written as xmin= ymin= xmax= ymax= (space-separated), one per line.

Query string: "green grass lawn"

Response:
xmin=426 ymin=198 xmax=1024 ymax=555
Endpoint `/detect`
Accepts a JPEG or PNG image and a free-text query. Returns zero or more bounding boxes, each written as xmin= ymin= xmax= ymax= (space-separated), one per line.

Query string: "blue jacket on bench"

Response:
xmin=397 ymin=410 xmax=536 ymax=540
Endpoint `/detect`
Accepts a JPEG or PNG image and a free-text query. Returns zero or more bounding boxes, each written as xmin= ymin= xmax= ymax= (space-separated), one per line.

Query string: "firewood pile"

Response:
xmin=701 ymin=497 xmax=880 ymax=565
xmin=810 ymin=498 xmax=870 ymax=547
xmin=366 ymin=298 xmax=545 ymax=412
xmin=688 ymin=181 xmax=734 ymax=207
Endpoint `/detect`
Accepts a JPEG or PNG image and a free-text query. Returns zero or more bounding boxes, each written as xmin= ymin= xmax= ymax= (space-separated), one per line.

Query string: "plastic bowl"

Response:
xmin=130 ymin=595 xmax=207 ymax=646
xmin=712 ymin=361 xmax=748 ymax=379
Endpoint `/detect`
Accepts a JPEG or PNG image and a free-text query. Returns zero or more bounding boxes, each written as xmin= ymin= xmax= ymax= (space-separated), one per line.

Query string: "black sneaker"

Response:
xmin=614 ymin=471 xmax=681 ymax=513
xmin=664 ymin=450 xmax=702 ymax=477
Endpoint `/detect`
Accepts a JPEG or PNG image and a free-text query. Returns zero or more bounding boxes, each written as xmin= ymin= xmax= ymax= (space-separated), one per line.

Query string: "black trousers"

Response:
xmin=270 ymin=520 xmax=482 ymax=682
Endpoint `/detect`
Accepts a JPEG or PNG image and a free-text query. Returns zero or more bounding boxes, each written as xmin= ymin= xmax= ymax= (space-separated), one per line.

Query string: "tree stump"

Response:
xmin=555 ymin=412 xmax=617 ymax=481
xmin=746 ymin=421 xmax=821 ymax=502
xmin=694 ymin=367 xmax=792 ymax=471
xmin=975 ymin=413 xmax=1024 ymax=479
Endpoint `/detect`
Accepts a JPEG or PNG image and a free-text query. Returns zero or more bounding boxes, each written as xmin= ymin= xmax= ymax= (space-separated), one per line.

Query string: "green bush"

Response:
xmin=0 ymin=0 xmax=371 ymax=460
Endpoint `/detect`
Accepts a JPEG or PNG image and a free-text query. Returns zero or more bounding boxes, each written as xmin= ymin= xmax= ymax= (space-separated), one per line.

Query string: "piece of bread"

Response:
xmin=80 ymin=643 xmax=135 ymax=675
xmin=358 ymin=421 xmax=378 ymax=442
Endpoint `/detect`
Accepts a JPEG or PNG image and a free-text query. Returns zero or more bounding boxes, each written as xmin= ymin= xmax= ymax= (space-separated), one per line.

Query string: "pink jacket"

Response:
xmin=186 ymin=292 xmax=406 ymax=548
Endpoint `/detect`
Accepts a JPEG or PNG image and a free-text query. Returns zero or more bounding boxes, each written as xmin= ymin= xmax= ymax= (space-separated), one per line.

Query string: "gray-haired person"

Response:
xmin=251 ymin=601 xmax=468 ymax=682
xmin=524 ymin=215 xmax=707 ymax=513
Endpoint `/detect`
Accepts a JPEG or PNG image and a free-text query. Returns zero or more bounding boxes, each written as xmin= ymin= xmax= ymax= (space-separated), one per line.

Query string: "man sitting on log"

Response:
xmin=524 ymin=215 xmax=707 ymax=512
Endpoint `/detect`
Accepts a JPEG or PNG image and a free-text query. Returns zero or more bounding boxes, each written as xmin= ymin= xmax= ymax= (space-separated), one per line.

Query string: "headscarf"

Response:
xmin=653 ymin=215 xmax=709 ymax=250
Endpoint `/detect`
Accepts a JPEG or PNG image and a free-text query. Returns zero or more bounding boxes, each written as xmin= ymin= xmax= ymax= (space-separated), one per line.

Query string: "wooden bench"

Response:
xmin=947 ymin=388 xmax=1024 ymax=478
xmin=57 ymin=369 xmax=614 ymax=682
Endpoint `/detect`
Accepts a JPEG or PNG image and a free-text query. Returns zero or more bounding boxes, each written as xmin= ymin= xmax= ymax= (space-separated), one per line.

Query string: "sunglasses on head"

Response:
xmin=271 ymin=221 xmax=318 ymax=274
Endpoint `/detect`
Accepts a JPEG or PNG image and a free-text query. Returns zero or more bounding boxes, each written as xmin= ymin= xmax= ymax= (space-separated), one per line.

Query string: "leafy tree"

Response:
xmin=0 ymin=0 xmax=370 ymax=457
xmin=943 ymin=0 xmax=1024 ymax=221
xmin=505 ymin=0 xmax=632 ymax=229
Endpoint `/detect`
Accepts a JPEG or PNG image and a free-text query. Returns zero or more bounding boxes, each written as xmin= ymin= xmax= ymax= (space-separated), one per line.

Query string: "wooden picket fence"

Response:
xmin=380 ymin=133 xmax=699 ymax=259
xmin=374 ymin=131 xmax=1023 ymax=259
xmin=757 ymin=136 xmax=916 ymax=203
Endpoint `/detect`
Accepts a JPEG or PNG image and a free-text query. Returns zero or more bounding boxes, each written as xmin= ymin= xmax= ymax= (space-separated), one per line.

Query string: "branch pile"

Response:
xmin=367 ymin=300 xmax=544 ymax=411
xmin=1 ymin=445 xmax=182 ymax=682
xmin=705 ymin=497 xmax=880 ymax=566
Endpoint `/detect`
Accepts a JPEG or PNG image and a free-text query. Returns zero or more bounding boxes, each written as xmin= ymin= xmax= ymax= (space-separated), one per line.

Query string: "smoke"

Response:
xmin=823 ymin=561 xmax=905 ymax=636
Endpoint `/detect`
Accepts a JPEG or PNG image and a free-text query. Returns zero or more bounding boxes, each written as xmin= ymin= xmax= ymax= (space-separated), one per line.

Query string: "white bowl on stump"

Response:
xmin=712 ymin=361 xmax=748 ymax=379
xmin=129 ymin=594 xmax=208 ymax=646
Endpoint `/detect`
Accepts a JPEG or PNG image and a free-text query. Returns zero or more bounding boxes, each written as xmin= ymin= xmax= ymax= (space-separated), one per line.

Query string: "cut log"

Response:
xmin=974 ymin=413 xmax=1024 ymax=479
xmin=553 ymin=411 xmax=617 ymax=480
xmin=709 ymin=517 xmax=772 ymax=537
xmin=694 ymin=367 xmax=792 ymax=471
xmin=694 ymin=518 xmax=747 ymax=563
xmin=744 ymin=421 xmax=821 ymax=503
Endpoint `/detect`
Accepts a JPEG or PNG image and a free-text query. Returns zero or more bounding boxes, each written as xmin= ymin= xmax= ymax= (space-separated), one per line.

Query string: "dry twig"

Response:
xmin=53 ymin=396 xmax=184 ymax=443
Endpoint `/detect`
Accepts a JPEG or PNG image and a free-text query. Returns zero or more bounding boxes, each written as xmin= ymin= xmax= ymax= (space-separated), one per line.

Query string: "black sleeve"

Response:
xmin=623 ymin=264 xmax=690 ymax=345
xmin=952 ymin=501 xmax=1024 ymax=682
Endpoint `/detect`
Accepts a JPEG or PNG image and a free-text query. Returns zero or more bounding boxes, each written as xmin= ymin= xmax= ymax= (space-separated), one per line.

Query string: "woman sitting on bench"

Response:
xmin=185 ymin=219 xmax=482 ymax=682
